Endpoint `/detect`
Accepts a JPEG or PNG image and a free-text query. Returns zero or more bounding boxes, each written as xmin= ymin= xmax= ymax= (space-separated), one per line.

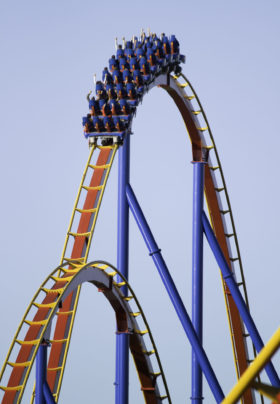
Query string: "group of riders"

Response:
xmin=82 ymin=31 xmax=184 ymax=139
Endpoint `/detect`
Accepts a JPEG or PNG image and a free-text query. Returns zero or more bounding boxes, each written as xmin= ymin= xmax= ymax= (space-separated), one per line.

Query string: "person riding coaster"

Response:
xmin=153 ymin=44 xmax=166 ymax=64
xmin=133 ymin=69 xmax=144 ymax=93
xmin=162 ymin=36 xmax=172 ymax=63
xmin=82 ymin=115 xmax=94 ymax=134
xmin=116 ymin=44 xmax=124 ymax=60
xmin=119 ymin=98 xmax=131 ymax=115
xmin=109 ymin=99 xmax=122 ymax=116
xmin=109 ymin=55 xmax=119 ymax=72
xmin=113 ymin=116 xmax=126 ymax=132
xmin=112 ymin=69 xmax=123 ymax=85
xmin=129 ymin=57 xmax=140 ymax=72
xmin=103 ymin=116 xmax=115 ymax=132
xmin=93 ymin=116 xmax=105 ymax=132
xmin=106 ymin=83 xmax=117 ymax=100
xmin=124 ymin=41 xmax=134 ymax=58
xmin=116 ymin=83 xmax=127 ymax=100
xmin=136 ymin=46 xmax=145 ymax=59
xmin=100 ymin=101 xmax=111 ymax=117
xmin=119 ymin=57 xmax=129 ymax=72
xmin=123 ymin=68 xmax=133 ymax=84
xmin=126 ymin=82 xmax=137 ymax=100
xmin=139 ymin=57 xmax=151 ymax=78
xmin=89 ymin=99 xmax=101 ymax=116
xmin=102 ymin=67 xmax=113 ymax=84
xmin=146 ymin=49 xmax=159 ymax=74
xmin=95 ymin=81 xmax=107 ymax=100
xmin=170 ymin=34 xmax=180 ymax=57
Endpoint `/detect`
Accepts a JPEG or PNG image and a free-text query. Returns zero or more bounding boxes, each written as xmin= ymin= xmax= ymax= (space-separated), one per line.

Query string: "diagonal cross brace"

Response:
xmin=126 ymin=183 xmax=224 ymax=403
xmin=202 ymin=210 xmax=280 ymax=388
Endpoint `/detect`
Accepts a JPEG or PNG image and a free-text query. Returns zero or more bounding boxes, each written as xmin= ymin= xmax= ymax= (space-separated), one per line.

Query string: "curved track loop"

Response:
xmin=143 ymin=73 xmax=256 ymax=403
xmin=166 ymin=73 xmax=261 ymax=402
xmin=155 ymin=73 xmax=259 ymax=403
xmin=1 ymin=69 xmax=259 ymax=403
xmin=0 ymin=261 xmax=171 ymax=404
xmin=53 ymin=72 xmax=258 ymax=402
xmin=178 ymin=73 xmax=262 ymax=390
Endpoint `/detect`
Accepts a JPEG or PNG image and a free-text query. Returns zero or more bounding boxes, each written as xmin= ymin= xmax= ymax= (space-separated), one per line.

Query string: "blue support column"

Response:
xmin=126 ymin=183 xmax=224 ymax=403
xmin=202 ymin=211 xmax=280 ymax=387
xmin=115 ymin=134 xmax=130 ymax=404
xmin=35 ymin=344 xmax=47 ymax=404
xmin=43 ymin=382 xmax=56 ymax=404
xmin=192 ymin=162 xmax=205 ymax=403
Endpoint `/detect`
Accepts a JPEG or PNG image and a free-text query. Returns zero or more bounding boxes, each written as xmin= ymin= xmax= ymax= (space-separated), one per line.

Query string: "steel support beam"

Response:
xmin=35 ymin=344 xmax=47 ymax=404
xmin=202 ymin=210 xmax=280 ymax=387
xmin=126 ymin=183 xmax=224 ymax=403
xmin=35 ymin=342 xmax=56 ymax=404
xmin=192 ymin=162 xmax=205 ymax=403
xmin=43 ymin=382 xmax=56 ymax=404
xmin=115 ymin=135 xmax=130 ymax=404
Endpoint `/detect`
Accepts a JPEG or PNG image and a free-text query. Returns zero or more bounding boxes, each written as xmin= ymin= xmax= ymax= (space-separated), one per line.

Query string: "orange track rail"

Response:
xmin=3 ymin=148 xmax=111 ymax=403
xmin=3 ymin=73 xmax=256 ymax=404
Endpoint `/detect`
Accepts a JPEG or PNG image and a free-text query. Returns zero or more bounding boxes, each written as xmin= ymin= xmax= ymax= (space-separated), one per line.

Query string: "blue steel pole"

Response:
xmin=202 ymin=210 xmax=280 ymax=387
xmin=35 ymin=344 xmax=47 ymax=404
xmin=192 ymin=162 xmax=205 ymax=403
xmin=115 ymin=134 xmax=130 ymax=404
xmin=126 ymin=183 xmax=224 ymax=403
xmin=43 ymin=382 xmax=56 ymax=404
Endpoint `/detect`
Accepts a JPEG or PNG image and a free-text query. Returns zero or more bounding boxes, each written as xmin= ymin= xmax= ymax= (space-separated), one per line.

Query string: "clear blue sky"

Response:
xmin=1 ymin=1 xmax=280 ymax=402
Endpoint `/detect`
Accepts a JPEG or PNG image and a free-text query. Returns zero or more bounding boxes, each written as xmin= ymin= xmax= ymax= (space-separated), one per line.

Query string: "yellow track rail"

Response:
xmin=0 ymin=261 xmax=171 ymax=403
xmin=1 ymin=70 xmax=265 ymax=403
xmin=171 ymin=73 xmax=262 ymax=402
xmin=45 ymin=144 xmax=118 ymax=401
xmin=60 ymin=144 xmax=118 ymax=265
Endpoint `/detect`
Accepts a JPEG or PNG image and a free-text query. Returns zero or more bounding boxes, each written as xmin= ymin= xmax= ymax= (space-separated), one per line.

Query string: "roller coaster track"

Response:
xmin=0 ymin=143 xmax=119 ymax=403
xmin=173 ymin=73 xmax=259 ymax=401
xmin=0 ymin=261 xmax=171 ymax=404
xmin=0 ymin=49 xmax=265 ymax=402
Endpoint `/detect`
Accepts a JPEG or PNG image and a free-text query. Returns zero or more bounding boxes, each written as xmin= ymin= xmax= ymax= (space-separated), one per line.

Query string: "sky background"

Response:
xmin=1 ymin=0 xmax=280 ymax=403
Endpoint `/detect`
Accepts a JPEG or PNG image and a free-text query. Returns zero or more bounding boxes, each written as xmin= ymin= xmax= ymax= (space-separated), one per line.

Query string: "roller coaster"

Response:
xmin=1 ymin=31 xmax=280 ymax=404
